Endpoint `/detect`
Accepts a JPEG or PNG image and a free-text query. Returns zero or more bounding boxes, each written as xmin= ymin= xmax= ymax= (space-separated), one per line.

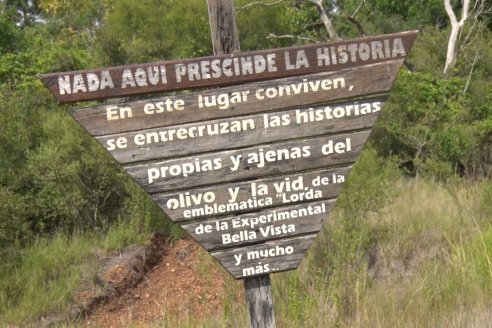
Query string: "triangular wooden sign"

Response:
xmin=41 ymin=31 xmax=417 ymax=279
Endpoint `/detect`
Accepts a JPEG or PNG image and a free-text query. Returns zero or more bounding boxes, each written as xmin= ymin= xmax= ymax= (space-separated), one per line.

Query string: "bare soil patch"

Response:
xmin=83 ymin=237 xmax=240 ymax=327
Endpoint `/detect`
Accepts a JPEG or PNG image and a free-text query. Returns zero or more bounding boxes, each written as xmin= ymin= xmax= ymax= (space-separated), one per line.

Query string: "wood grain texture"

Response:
xmin=71 ymin=61 xmax=400 ymax=136
xmin=207 ymin=0 xmax=240 ymax=55
xmin=153 ymin=166 xmax=351 ymax=222
xmin=211 ymin=234 xmax=316 ymax=279
xmin=181 ymin=199 xmax=335 ymax=251
xmin=40 ymin=31 xmax=416 ymax=103
xmin=244 ymin=275 xmax=276 ymax=328
xmin=125 ymin=130 xmax=369 ymax=193
xmin=97 ymin=97 xmax=385 ymax=164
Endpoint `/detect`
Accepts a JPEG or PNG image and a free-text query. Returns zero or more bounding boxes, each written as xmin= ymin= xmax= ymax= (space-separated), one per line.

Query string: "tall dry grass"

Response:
xmin=272 ymin=177 xmax=492 ymax=328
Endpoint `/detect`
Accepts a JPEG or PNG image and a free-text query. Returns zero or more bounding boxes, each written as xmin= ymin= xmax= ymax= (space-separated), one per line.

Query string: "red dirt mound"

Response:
xmin=83 ymin=238 xmax=238 ymax=327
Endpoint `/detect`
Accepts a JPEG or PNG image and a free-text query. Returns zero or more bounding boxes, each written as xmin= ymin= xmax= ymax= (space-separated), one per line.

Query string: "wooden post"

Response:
xmin=206 ymin=0 xmax=240 ymax=55
xmin=244 ymin=275 xmax=276 ymax=328
xmin=207 ymin=1 xmax=275 ymax=327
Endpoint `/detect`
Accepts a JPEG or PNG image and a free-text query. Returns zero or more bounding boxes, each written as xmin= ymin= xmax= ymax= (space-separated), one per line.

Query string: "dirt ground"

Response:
xmin=83 ymin=238 xmax=242 ymax=327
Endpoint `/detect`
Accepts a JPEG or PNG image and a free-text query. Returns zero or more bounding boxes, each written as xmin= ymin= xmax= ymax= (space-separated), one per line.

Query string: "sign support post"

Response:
xmin=244 ymin=275 xmax=276 ymax=328
xmin=207 ymin=1 xmax=276 ymax=327
xmin=207 ymin=0 xmax=241 ymax=55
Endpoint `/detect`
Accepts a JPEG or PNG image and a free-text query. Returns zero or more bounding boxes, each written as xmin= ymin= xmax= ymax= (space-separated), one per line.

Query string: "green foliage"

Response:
xmin=236 ymin=0 xmax=304 ymax=49
xmin=270 ymin=0 xmax=449 ymax=42
xmin=98 ymin=0 xmax=212 ymax=64
xmin=0 ymin=32 xmax=107 ymax=242
xmin=278 ymin=271 xmax=315 ymax=322
xmin=102 ymin=216 xmax=147 ymax=251
xmin=0 ymin=88 xmax=44 ymax=189
xmin=102 ymin=180 xmax=180 ymax=251
xmin=26 ymin=110 xmax=128 ymax=234
xmin=306 ymin=147 xmax=400 ymax=320
xmin=338 ymin=146 xmax=400 ymax=218
xmin=38 ymin=0 xmax=108 ymax=31
xmin=367 ymin=0 xmax=447 ymax=32
xmin=0 ymin=186 xmax=31 ymax=247
xmin=0 ymin=13 xmax=20 ymax=54
xmin=0 ymin=25 xmax=99 ymax=90
xmin=409 ymin=28 xmax=449 ymax=75
xmin=481 ymin=180 xmax=492 ymax=218
xmin=0 ymin=234 xmax=100 ymax=325
xmin=2 ymin=0 xmax=41 ymax=27
xmin=474 ymin=225 xmax=492 ymax=285
xmin=373 ymin=70 xmax=488 ymax=178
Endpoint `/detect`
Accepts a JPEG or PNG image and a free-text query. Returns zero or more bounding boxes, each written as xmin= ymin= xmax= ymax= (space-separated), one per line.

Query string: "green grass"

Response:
xmin=0 ymin=178 xmax=184 ymax=326
xmin=269 ymin=177 xmax=492 ymax=328
xmin=0 ymin=234 xmax=101 ymax=325
xmin=352 ymin=179 xmax=492 ymax=327
xmin=0 ymin=213 xmax=180 ymax=326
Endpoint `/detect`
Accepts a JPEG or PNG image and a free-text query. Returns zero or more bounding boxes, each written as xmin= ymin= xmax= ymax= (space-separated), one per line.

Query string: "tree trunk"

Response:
xmin=307 ymin=0 xmax=340 ymax=40
xmin=443 ymin=0 xmax=470 ymax=74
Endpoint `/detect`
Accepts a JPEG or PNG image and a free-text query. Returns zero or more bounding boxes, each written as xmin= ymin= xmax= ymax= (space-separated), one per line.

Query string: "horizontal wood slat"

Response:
xmin=41 ymin=31 xmax=417 ymax=103
xmin=97 ymin=97 xmax=385 ymax=164
xmin=71 ymin=60 xmax=400 ymax=136
xmin=182 ymin=200 xmax=335 ymax=251
xmin=211 ymin=234 xmax=317 ymax=279
xmin=153 ymin=166 xmax=351 ymax=222
xmin=125 ymin=130 xmax=369 ymax=193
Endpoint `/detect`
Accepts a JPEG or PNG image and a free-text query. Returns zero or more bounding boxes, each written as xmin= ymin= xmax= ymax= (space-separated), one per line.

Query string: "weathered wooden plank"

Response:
xmin=153 ymin=166 xmax=350 ymax=222
xmin=125 ymin=130 xmax=368 ymax=193
xmin=207 ymin=0 xmax=240 ymax=55
xmin=40 ymin=31 xmax=417 ymax=103
xmin=97 ymin=97 xmax=385 ymax=164
xmin=211 ymin=234 xmax=316 ymax=279
xmin=71 ymin=60 xmax=400 ymax=136
xmin=244 ymin=275 xmax=276 ymax=328
xmin=181 ymin=200 xmax=335 ymax=251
